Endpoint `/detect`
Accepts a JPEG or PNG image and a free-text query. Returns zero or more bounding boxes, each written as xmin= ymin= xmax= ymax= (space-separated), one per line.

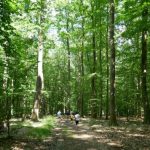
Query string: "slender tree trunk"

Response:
xmin=109 ymin=0 xmax=117 ymax=125
xmin=135 ymin=34 xmax=141 ymax=118
xmin=2 ymin=51 xmax=13 ymax=137
xmin=77 ymin=50 xmax=84 ymax=116
xmin=91 ymin=2 xmax=97 ymax=118
xmin=6 ymin=78 xmax=14 ymax=137
xmin=98 ymin=5 xmax=103 ymax=119
xmin=3 ymin=55 xmax=11 ymax=137
xmin=80 ymin=50 xmax=84 ymax=116
xmin=78 ymin=0 xmax=85 ymax=117
xmin=136 ymin=76 xmax=141 ymax=117
xmin=106 ymin=6 xmax=109 ymax=120
xmin=66 ymin=16 xmax=71 ymax=111
xmin=99 ymin=49 xmax=103 ymax=118
xmin=77 ymin=22 xmax=84 ymax=116
xmin=141 ymin=1 xmax=150 ymax=124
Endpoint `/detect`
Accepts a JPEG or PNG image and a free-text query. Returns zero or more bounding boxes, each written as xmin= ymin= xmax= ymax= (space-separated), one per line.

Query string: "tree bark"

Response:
xmin=32 ymin=31 xmax=44 ymax=121
xmin=77 ymin=0 xmax=85 ymax=117
xmin=98 ymin=4 xmax=103 ymax=119
xmin=109 ymin=0 xmax=117 ymax=125
xmin=31 ymin=0 xmax=45 ymax=121
xmin=106 ymin=5 xmax=109 ymax=120
xmin=66 ymin=15 xmax=71 ymax=111
xmin=141 ymin=1 xmax=150 ymax=124
xmin=91 ymin=2 xmax=97 ymax=118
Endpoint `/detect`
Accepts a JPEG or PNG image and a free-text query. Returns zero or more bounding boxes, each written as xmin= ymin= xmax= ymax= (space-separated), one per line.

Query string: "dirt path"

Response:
xmin=1 ymin=117 xmax=150 ymax=150
xmin=50 ymin=118 xmax=124 ymax=150
xmin=51 ymin=118 xmax=101 ymax=150
xmin=50 ymin=118 xmax=150 ymax=150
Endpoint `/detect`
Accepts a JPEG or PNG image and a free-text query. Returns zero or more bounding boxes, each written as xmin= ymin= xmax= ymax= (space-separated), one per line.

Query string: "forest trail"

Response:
xmin=50 ymin=118 xmax=150 ymax=150
xmin=1 ymin=117 xmax=150 ymax=150
xmin=51 ymin=118 xmax=102 ymax=150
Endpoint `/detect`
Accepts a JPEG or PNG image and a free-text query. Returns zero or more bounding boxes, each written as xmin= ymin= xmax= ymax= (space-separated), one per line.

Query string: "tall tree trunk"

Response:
xmin=32 ymin=31 xmax=44 ymax=121
xmin=80 ymin=49 xmax=84 ymax=116
xmin=66 ymin=16 xmax=71 ymax=111
xmin=136 ymin=75 xmax=141 ymax=117
xmin=99 ymin=45 xmax=103 ymax=118
xmin=3 ymin=55 xmax=11 ymax=137
xmin=78 ymin=0 xmax=85 ymax=117
xmin=77 ymin=45 xmax=84 ymax=116
xmin=98 ymin=4 xmax=103 ymax=119
xmin=31 ymin=0 xmax=45 ymax=121
xmin=135 ymin=34 xmax=141 ymax=118
xmin=106 ymin=5 xmax=109 ymax=120
xmin=141 ymin=1 xmax=150 ymax=124
xmin=109 ymin=0 xmax=117 ymax=125
xmin=91 ymin=2 xmax=97 ymax=118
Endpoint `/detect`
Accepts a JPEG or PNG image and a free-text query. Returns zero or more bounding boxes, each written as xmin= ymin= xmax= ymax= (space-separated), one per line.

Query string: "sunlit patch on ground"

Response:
xmin=1 ymin=117 xmax=150 ymax=150
xmin=127 ymin=133 xmax=146 ymax=137
xmin=31 ymin=122 xmax=44 ymax=127
xmin=72 ymin=133 xmax=93 ymax=140
xmin=107 ymin=142 xmax=123 ymax=148
xmin=54 ymin=127 xmax=62 ymax=130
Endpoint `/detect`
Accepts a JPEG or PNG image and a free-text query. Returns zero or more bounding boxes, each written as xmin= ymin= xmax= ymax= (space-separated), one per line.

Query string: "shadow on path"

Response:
xmin=1 ymin=118 xmax=150 ymax=150
xmin=50 ymin=118 xmax=123 ymax=150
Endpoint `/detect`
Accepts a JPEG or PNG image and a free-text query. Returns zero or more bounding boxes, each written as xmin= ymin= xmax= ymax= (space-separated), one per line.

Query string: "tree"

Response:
xmin=0 ymin=0 xmax=14 ymax=137
xmin=105 ymin=5 xmax=109 ymax=120
xmin=109 ymin=0 xmax=117 ymax=125
xmin=91 ymin=0 xmax=97 ymax=118
xmin=141 ymin=0 xmax=150 ymax=124
xmin=31 ymin=0 xmax=45 ymax=121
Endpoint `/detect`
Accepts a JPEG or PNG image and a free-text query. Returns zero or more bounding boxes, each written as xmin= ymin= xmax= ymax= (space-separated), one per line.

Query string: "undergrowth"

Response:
xmin=10 ymin=116 xmax=56 ymax=139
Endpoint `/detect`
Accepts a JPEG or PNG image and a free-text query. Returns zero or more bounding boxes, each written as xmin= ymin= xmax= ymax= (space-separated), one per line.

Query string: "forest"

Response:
xmin=0 ymin=0 xmax=150 ymax=149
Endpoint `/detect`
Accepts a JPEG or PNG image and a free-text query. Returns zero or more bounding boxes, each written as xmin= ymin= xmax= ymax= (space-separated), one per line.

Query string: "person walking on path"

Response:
xmin=74 ymin=112 xmax=80 ymax=129
xmin=57 ymin=110 xmax=62 ymax=120
xmin=57 ymin=110 xmax=63 ymax=126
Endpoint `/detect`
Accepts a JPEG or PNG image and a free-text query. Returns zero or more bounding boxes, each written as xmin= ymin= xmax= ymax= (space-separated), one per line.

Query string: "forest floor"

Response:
xmin=0 ymin=117 xmax=150 ymax=150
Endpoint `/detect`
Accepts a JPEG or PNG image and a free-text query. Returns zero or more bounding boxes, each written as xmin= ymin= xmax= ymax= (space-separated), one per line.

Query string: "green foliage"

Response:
xmin=11 ymin=116 xmax=56 ymax=139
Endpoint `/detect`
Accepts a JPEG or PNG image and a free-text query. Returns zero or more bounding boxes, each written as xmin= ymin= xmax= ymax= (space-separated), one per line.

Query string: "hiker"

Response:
xmin=57 ymin=110 xmax=62 ymax=120
xmin=74 ymin=112 xmax=80 ymax=127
